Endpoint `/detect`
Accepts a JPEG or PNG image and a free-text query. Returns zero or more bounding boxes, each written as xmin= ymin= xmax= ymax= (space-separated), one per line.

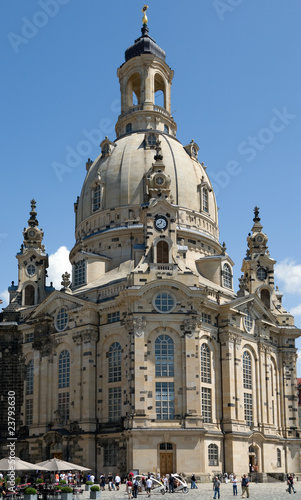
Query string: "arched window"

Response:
xmin=202 ymin=188 xmax=208 ymax=213
xmin=126 ymin=123 xmax=132 ymax=134
xmin=261 ymin=289 xmax=270 ymax=308
xmin=109 ymin=342 xmax=122 ymax=383
xmin=93 ymin=184 xmax=101 ymax=212
xmin=24 ymin=285 xmax=34 ymax=306
xmin=154 ymin=73 xmax=166 ymax=108
xmin=201 ymin=344 xmax=211 ymax=383
xmin=155 ymin=335 xmax=174 ymax=377
xmin=26 ymin=360 xmax=34 ymax=395
xmin=74 ymin=260 xmax=86 ymax=287
xmin=243 ymin=352 xmax=252 ymax=389
xmin=223 ymin=264 xmax=232 ymax=289
xmin=208 ymin=444 xmax=218 ymax=466
xmin=243 ymin=351 xmax=253 ymax=427
xmin=58 ymin=350 xmax=70 ymax=389
xmin=157 ymin=240 xmax=169 ymax=263
xmin=127 ymin=72 xmax=141 ymax=107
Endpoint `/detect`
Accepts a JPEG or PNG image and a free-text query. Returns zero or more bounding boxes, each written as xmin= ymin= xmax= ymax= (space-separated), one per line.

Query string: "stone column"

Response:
xmin=219 ymin=331 xmax=237 ymax=426
xmin=72 ymin=331 xmax=84 ymax=422
xmin=79 ymin=328 xmax=99 ymax=430
xmin=183 ymin=318 xmax=202 ymax=422
xmin=125 ymin=316 xmax=147 ymax=419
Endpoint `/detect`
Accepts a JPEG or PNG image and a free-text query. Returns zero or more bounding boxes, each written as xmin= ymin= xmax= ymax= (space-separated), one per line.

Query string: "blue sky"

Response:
xmin=1 ymin=1 xmax=301 ymax=370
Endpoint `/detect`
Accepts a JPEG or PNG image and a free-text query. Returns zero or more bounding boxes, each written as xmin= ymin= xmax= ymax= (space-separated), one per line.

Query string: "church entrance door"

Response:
xmin=160 ymin=453 xmax=173 ymax=475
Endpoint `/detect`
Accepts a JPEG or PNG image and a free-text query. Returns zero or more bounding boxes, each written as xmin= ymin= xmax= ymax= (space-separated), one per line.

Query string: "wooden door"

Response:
xmin=160 ymin=453 xmax=173 ymax=475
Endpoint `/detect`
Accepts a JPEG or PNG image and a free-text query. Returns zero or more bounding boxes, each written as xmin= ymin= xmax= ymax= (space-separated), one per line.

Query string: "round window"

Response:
xmin=257 ymin=267 xmax=267 ymax=281
xmin=244 ymin=312 xmax=253 ymax=333
xmin=153 ymin=291 xmax=176 ymax=313
xmin=27 ymin=264 xmax=36 ymax=277
xmin=56 ymin=307 xmax=68 ymax=332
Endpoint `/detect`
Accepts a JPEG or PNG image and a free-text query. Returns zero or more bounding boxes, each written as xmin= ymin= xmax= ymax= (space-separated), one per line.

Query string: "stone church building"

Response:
xmin=1 ymin=10 xmax=300 ymax=481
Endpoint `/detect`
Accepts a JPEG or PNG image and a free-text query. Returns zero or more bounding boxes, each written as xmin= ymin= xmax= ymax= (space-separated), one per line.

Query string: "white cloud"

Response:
xmin=275 ymin=259 xmax=301 ymax=295
xmin=47 ymin=246 xmax=72 ymax=290
xmin=291 ymin=304 xmax=301 ymax=317
xmin=0 ymin=289 xmax=9 ymax=309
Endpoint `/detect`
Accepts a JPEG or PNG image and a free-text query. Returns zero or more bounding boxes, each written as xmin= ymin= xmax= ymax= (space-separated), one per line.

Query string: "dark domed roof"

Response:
xmin=125 ymin=26 xmax=166 ymax=62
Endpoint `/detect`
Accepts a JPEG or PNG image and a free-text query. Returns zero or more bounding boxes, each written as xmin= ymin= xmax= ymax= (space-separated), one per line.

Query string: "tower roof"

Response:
xmin=125 ymin=25 xmax=166 ymax=62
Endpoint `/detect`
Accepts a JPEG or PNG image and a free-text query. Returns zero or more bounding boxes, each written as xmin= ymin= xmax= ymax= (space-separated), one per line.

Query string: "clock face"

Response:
xmin=155 ymin=216 xmax=168 ymax=231
xmin=155 ymin=176 xmax=164 ymax=186
xmin=256 ymin=235 xmax=263 ymax=243
xmin=28 ymin=230 xmax=36 ymax=238
xmin=257 ymin=267 xmax=267 ymax=281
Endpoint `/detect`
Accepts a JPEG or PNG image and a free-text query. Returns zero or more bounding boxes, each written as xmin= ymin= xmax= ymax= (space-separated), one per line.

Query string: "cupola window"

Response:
xmin=148 ymin=134 xmax=157 ymax=146
xmin=126 ymin=123 xmax=132 ymax=134
xmin=223 ymin=263 xmax=232 ymax=289
xmin=202 ymin=188 xmax=209 ymax=213
xmin=93 ymin=184 xmax=101 ymax=212
xmin=74 ymin=260 xmax=86 ymax=287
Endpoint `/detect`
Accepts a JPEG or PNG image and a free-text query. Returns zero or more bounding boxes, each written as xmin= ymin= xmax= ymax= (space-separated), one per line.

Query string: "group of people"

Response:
xmin=212 ymin=474 xmax=249 ymax=499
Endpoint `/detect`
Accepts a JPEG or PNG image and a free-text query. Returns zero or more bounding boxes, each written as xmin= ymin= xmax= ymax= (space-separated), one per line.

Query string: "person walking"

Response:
xmin=213 ymin=476 xmax=221 ymax=499
xmin=146 ymin=477 xmax=152 ymax=497
xmin=168 ymin=475 xmax=175 ymax=493
xmin=115 ymin=474 xmax=121 ymax=491
xmin=232 ymin=475 xmax=238 ymax=496
xmin=190 ymin=474 xmax=197 ymax=489
xmin=127 ymin=479 xmax=133 ymax=499
xmin=287 ymin=474 xmax=296 ymax=494
xmin=241 ymin=474 xmax=250 ymax=498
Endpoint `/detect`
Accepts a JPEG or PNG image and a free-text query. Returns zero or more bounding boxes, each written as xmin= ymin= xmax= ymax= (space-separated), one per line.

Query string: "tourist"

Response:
xmin=287 ymin=474 xmax=296 ymax=494
xmin=115 ymin=474 xmax=121 ymax=491
xmin=146 ymin=477 xmax=152 ymax=497
xmin=168 ymin=475 xmax=175 ymax=493
xmin=232 ymin=475 xmax=238 ymax=496
xmin=241 ymin=474 xmax=250 ymax=498
xmin=127 ymin=479 xmax=133 ymax=499
xmin=190 ymin=474 xmax=197 ymax=489
xmin=213 ymin=476 xmax=221 ymax=499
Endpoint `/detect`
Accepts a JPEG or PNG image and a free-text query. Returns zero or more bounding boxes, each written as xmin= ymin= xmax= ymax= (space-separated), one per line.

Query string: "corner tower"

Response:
xmin=9 ymin=200 xmax=51 ymax=308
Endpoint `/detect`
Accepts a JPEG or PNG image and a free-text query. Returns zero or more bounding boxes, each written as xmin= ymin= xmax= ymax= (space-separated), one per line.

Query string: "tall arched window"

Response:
xmin=26 ymin=360 xmax=34 ymax=395
xmin=93 ymin=184 xmax=101 ymax=212
xmin=24 ymin=285 xmax=35 ymax=306
xmin=157 ymin=241 xmax=169 ymax=263
xmin=201 ymin=344 xmax=211 ymax=383
xmin=243 ymin=352 xmax=252 ymax=389
xmin=223 ymin=264 xmax=232 ymax=289
xmin=202 ymin=188 xmax=209 ymax=212
xmin=208 ymin=444 xmax=218 ymax=466
xmin=109 ymin=342 xmax=122 ymax=383
xmin=155 ymin=335 xmax=174 ymax=377
xmin=261 ymin=289 xmax=270 ymax=308
xmin=154 ymin=73 xmax=166 ymax=108
xmin=243 ymin=351 xmax=253 ymax=426
xmin=58 ymin=350 xmax=70 ymax=389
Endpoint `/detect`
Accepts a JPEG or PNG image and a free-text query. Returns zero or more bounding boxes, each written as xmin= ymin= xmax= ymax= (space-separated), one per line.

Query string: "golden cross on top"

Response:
xmin=142 ymin=4 xmax=149 ymax=25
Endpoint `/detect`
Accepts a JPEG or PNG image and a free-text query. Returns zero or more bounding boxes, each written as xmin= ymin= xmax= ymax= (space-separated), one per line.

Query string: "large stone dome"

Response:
xmin=75 ymin=131 xmax=218 ymax=240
